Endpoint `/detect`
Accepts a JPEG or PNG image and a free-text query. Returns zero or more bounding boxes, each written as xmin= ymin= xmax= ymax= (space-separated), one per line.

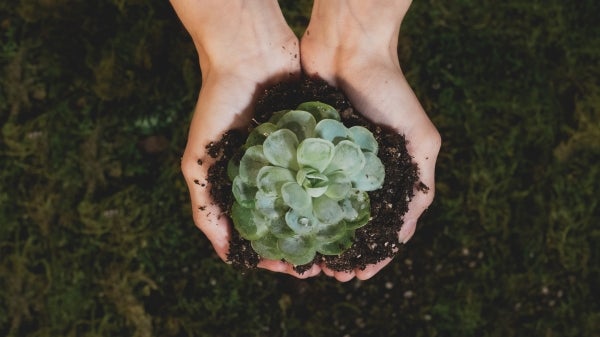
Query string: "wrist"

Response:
xmin=306 ymin=0 xmax=407 ymax=52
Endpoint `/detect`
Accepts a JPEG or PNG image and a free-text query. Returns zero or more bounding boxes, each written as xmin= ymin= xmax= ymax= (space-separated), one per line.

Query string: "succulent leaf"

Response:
xmin=232 ymin=176 xmax=257 ymax=208
xmin=229 ymin=101 xmax=385 ymax=265
xmin=314 ymin=221 xmax=347 ymax=243
xmin=276 ymin=110 xmax=316 ymax=141
xmin=324 ymin=171 xmax=352 ymax=200
xmin=239 ymin=145 xmax=269 ymax=185
xmin=313 ymin=195 xmax=345 ymax=225
xmin=263 ymin=129 xmax=299 ymax=169
xmin=278 ymin=236 xmax=316 ymax=265
xmin=251 ymin=234 xmax=283 ymax=260
xmin=269 ymin=217 xmax=295 ymax=238
xmin=255 ymin=190 xmax=286 ymax=219
xmin=315 ymin=119 xmax=351 ymax=144
xmin=350 ymin=152 xmax=385 ymax=191
xmin=317 ymin=232 xmax=354 ymax=255
xmin=342 ymin=190 xmax=371 ymax=229
xmin=285 ymin=209 xmax=319 ymax=235
xmin=349 ymin=126 xmax=379 ymax=153
xmin=245 ymin=122 xmax=278 ymax=149
xmin=316 ymin=242 xmax=347 ymax=255
xmin=227 ymin=159 xmax=240 ymax=183
xmin=297 ymin=138 xmax=334 ymax=172
xmin=296 ymin=168 xmax=329 ymax=197
xmin=267 ymin=110 xmax=290 ymax=124
xmin=296 ymin=101 xmax=341 ymax=122
xmin=325 ymin=140 xmax=366 ymax=176
xmin=231 ymin=202 xmax=268 ymax=240
xmin=256 ymin=166 xmax=295 ymax=195
xmin=281 ymin=182 xmax=312 ymax=211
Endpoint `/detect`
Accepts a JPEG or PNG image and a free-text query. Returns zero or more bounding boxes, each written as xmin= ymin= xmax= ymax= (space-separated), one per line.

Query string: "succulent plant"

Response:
xmin=228 ymin=101 xmax=385 ymax=265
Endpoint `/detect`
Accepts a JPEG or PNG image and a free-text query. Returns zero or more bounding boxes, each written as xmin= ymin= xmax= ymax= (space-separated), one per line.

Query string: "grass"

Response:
xmin=1 ymin=0 xmax=598 ymax=336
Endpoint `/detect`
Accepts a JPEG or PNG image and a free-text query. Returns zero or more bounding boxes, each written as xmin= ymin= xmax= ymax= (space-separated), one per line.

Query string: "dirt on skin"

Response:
xmin=205 ymin=77 xmax=423 ymax=274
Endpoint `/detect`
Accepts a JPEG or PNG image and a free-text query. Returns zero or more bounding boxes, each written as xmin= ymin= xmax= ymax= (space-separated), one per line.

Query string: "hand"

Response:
xmin=300 ymin=0 xmax=441 ymax=281
xmin=171 ymin=0 xmax=321 ymax=278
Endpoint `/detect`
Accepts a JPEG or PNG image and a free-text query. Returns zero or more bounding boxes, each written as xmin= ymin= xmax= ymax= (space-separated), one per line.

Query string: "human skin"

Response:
xmin=171 ymin=0 xmax=440 ymax=281
xmin=171 ymin=0 xmax=321 ymax=278
xmin=300 ymin=0 xmax=441 ymax=281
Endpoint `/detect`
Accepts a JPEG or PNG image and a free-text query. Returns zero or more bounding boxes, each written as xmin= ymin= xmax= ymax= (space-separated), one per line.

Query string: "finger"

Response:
xmin=280 ymin=265 xmax=320 ymax=279
xmin=258 ymin=259 xmax=321 ymax=279
xmin=180 ymin=83 xmax=250 ymax=261
xmin=400 ymin=126 xmax=441 ymax=243
xmin=319 ymin=264 xmax=339 ymax=278
xmin=182 ymin=152 xmax=232 ymax=261
xmin=333 ymin=270 xmax=356 ymax=282
xmin=320 ymin=265 xmax=346 ymax=280
xmin=355 ymin=257 xmax=393 ymax=280
xmin=321 ymin=265 xmax=335 ymax=277
xmin=294 ymin=264 xmax=322 ymax=279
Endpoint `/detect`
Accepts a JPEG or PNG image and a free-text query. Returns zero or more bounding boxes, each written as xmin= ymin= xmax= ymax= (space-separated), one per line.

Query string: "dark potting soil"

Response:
xmin=206 ymin=77 xmax=423 ymax=274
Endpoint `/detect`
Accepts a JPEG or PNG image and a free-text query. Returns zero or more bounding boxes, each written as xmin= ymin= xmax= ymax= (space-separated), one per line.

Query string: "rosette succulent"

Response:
xmin=228 ymin=101 xmax=385 ymax=265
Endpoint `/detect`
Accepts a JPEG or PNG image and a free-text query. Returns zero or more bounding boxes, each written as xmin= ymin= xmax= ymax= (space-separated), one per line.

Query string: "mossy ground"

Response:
xmin=1 ymin=1 xmax=598 ymax=336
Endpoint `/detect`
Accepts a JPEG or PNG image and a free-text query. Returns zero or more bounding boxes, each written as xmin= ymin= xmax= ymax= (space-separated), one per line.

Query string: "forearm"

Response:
xmin=170 ymin=0 xmax=292 ymax=72
xmin=307 ymin=0 xmax=411 ymax=52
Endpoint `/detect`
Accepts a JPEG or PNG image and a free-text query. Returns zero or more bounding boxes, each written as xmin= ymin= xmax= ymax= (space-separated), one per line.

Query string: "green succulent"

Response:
xmin=228 ymin=101 xmax=385 ymax=265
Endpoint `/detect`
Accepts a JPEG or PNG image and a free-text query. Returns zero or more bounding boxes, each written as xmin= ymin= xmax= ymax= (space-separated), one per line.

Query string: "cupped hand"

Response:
xmin=300 ymin=0 xmax=441 ymax=281
xmin=172 ymin=0 xmax=321 ymax=278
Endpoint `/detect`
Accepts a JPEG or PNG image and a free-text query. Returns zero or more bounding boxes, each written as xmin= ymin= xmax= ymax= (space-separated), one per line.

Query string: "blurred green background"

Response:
xmin=1 ymin=0 xmax=598 ymax=336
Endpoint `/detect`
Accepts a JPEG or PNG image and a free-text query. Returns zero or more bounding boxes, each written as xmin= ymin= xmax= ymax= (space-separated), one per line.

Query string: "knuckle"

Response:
xmin=180 ymin=155 xmax=202 ymax=179
xmin=434 ymin=130 xmax=442 ymax=148
xmin=428 ymin=128 xmax=442 ymax=153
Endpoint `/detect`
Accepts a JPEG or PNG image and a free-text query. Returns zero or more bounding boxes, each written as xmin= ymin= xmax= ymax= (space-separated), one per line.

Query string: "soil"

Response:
xmin=206 ymin=77 xmax=423 ymax=274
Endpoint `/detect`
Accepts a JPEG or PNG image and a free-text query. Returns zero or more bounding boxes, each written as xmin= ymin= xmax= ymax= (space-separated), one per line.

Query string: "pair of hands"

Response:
xmin=172 ymin=0 xmax=440 ymax=281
